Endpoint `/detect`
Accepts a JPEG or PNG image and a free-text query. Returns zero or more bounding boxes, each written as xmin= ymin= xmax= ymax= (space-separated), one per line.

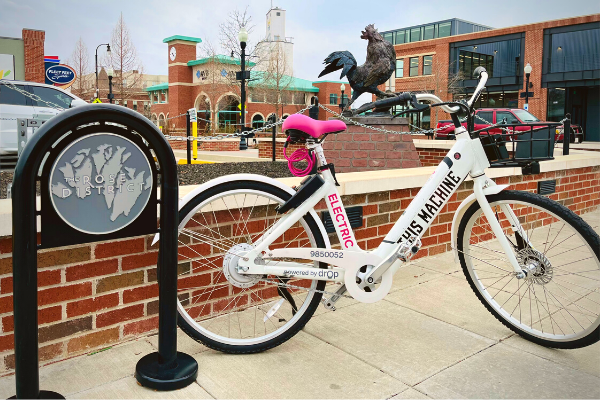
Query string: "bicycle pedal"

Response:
xmin=321 ymin=298 xmax=336 ymax=311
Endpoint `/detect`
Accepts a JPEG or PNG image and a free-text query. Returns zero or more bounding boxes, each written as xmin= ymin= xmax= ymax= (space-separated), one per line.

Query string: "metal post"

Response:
xmin=108 ymin=76 xmax=114 ymax=104
xmin=239 ymin=41 xmax=248 ymax=151
xmin=309 ymin=96 xmax=319 ymax=120
xmin=563 ymin=114 xmax=571 ymax=156
xmin=271 ymin=116 xmax=276 ymax=162
xmin=524 ymin=73 xmax=530 ymax=110
xmin=186 ymin=111 xmax=191 ymax=164
xmin=339 ymin=89 xmax=344 ymax=113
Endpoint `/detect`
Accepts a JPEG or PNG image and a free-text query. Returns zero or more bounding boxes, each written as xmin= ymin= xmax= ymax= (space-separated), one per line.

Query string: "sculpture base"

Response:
xmin=135 ymin=352 xmax=198 ymax=391
xmin=8 ymin=390 xmax=65 ymax=399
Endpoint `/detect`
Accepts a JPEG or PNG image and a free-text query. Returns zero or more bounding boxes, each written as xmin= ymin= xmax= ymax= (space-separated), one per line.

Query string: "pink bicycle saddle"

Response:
xmin=282 ymin=114 xmax=347 ymax=138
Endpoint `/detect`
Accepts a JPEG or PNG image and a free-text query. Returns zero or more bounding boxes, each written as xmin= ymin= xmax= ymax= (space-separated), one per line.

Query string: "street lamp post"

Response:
xmin=524 ymin=62 xmax=532 ymax=110
xmin=107 ymin=68 xmax=114 ymax=104
xmin=95 ymin=43 xmax=111 ymax=100
xmin=237 ymin=26 xmax=249 ymax=150
xmin=339 ymin=83 xmax=346 ymax=112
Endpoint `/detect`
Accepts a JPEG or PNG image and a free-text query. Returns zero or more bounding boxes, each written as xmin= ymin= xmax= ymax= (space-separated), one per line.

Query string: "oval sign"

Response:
xmin=49 ymin=133 xmax=153 ymax=235
xmin=45 ymin=64 xmax=76 ymax=85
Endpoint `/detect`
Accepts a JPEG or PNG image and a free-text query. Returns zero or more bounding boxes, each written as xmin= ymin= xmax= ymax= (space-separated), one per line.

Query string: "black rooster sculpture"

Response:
xmin=318 ymin=24 xmax=396 ymax=112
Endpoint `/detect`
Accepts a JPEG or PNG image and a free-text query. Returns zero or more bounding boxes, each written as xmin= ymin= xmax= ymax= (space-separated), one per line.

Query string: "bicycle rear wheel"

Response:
xmin=458 ymin=190 xmax=600 ymax=348
xmin=175 ymin=180 xmax=328 ymax=353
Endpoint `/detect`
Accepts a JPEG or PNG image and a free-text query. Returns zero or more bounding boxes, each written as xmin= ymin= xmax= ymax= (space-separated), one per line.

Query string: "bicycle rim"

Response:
xmin=460 ymin=196 xmax=600 ymax=344
xmin=176 ymin=186 xmax=324 ymax=347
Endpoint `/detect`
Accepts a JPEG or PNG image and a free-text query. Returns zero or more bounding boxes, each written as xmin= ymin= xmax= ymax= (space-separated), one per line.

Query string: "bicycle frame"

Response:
xmin=238 ymin=126 xmax=528 ymax=286
xmin=237 ymin=71 xmax=534 ymax=301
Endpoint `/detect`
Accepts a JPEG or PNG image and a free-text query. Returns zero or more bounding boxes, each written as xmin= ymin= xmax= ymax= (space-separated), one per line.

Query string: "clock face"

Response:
xmin=169 ymin=47 xmax=176 ymax=61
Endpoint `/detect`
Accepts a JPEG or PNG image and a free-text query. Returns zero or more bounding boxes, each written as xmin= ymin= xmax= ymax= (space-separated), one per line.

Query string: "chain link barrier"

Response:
xmin=0 ymin=79 xmax=66 ymax=111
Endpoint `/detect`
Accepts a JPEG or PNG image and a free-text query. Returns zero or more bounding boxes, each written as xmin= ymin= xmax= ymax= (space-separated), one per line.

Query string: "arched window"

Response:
xmin=158 ymin=114 xmax=166 ymax=131
xmin=252 ymin=114 xmax=265 ymax=129
xmin=151 ymin=114 xmax=158 ymax=126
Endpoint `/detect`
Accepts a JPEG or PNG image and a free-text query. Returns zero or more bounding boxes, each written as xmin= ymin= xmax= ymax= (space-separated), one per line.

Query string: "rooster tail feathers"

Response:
xmin=318 ymin=51 xmax=357 ymax=79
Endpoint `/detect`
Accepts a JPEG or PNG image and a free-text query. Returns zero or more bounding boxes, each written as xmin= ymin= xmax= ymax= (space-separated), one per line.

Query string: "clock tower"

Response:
xmin=162 ymin=35 xmax=202 ymax=129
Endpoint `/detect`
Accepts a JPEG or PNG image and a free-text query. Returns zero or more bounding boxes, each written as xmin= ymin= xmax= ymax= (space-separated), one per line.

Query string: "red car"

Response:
xmin=435 ymin=108 xmax=584 ymax=143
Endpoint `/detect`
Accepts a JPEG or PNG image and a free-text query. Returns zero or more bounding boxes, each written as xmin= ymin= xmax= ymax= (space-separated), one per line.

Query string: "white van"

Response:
xmin=0 ymin=80 xmax=87 ymax=154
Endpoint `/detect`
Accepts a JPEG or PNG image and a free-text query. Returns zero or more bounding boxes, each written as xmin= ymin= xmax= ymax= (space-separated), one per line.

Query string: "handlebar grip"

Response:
xmin=473 ymin=66 xmax=487 ymax=80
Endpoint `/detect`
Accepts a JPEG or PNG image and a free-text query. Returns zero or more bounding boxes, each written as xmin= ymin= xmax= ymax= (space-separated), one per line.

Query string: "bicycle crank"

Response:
xmin=344 ymin=263 xmax=393 ymax=303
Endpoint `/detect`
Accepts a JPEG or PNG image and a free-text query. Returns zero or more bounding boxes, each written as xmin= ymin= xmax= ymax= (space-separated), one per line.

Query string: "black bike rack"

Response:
xmin=10 ymin=104 xmax=197 ymax=399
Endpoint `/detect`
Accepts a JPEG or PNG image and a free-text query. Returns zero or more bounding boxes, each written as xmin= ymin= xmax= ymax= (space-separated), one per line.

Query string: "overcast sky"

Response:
xmin=1 ymin=0 xmax=598 ymax=80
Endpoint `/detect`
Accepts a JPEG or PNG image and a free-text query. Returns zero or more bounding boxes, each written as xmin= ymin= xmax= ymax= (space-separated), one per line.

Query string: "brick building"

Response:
xmin=381 ymin=15 xmax=600 ymax=141
xmin=0 ymin=29 xmax=46 ymax=82
xmin=147 ymin=7 xmax=350 ymax=135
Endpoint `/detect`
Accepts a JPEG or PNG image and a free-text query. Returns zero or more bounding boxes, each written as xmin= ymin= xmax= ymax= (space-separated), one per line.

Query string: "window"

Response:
xmin=133 ymin=101 xmax=138 ymax=111
xmin=423 ymin=56 xmax=433 ymax=75
xmin=496 ymin=111 xmax=518 ymax=125
xmin=546 ymin=88 xmax=566 ymax=122
xmin=281 ymin=92 xmax=292 ymax=104
xmin=30 ymin=86 xmax=73 ymax=108
xmin=329 ymin=93 xmax=338 ymax=105
xmin=124 ymin=101 xmax=128 ymax=107
xmin=276 ymin=12 xmax=280 ymax=16
xmin=423 ymin=25 xmax=434 ymax=40
xmin=410 ymin=27 xmax=421 ymax=42
xmin=409 ymin=57 xmax=419 ymax=76
xmin=383 ymin=32 xmax=394 ymax=44
xmin=341 ymin=94 xmax=349 ymax=107
xmin=0 ymin=84 xmax=28 ymax=105
xmin=395 ymin=30 xmax=405 ymax=44
xmin=250 ymin=92 xmax=264 ymax=103
xmin=396 ymin=59 xmax=404 ymax=77
xmin=457 ymin=39 xmax=520 ymax=78
xmin=513 ymin=109 xmax=540 ymax=122
xmin=437 ymin=22 xmax=452 ymax=38
xmin=475 ymin=111 xmax=493 ymax=125
xmin=252 ymin=114 xmax=265 ymax=129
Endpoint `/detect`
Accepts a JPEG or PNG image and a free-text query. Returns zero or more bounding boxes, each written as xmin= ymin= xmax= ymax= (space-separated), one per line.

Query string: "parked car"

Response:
xmin=435 ymin=108 xmax=584 ymax=143
xmin=0 ymin=80 xmax=87 ymax=154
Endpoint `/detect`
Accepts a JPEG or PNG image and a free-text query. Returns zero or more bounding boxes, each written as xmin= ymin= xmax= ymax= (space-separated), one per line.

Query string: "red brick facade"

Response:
xmin=150 ymin=40 xmax=348 ymax=139
xmin=22 ymin=29 xmax=45 ymax=83
xmin=389 ymin=14 xmax=600 ymax=128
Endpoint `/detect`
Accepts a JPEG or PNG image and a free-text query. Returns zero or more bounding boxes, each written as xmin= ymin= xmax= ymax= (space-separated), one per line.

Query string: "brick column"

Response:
xmin=164 ymin=37 xmax=198 ymax=130
xmin=322 ymin=117 xmax=421 ymax=173
xmin=22 ymin=29 xmax=45 ymax=83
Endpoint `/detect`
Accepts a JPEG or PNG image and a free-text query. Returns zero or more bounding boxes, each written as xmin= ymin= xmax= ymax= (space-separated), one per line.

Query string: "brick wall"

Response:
xmin=417 ymin=148 xmax=448 ymax=166
xmin=323 ymin=122 xmax=421 ymax=172
xmin=22 ymin=29 xmax=45 ymax=83
xmin=257 ymin=142 xmax=306 ymax=159
xmin=0 ymin=165 xmax=598 ymax=373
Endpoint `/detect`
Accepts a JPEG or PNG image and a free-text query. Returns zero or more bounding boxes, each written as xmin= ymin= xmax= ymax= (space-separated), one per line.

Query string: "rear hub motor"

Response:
xmin=222 ymin=243 xmax=261 ymax=289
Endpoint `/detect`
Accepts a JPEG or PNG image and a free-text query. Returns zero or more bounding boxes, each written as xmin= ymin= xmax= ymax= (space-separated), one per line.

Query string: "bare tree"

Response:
xmin=219 ymin=7 xmax=261 ymax=63
xmin=254 ymin=42 xmax=294 ymax=120
xmin=106 ymin=13 xmax=144 ymax=104
xmin=68 ymin=37 xmax=90 ymax=99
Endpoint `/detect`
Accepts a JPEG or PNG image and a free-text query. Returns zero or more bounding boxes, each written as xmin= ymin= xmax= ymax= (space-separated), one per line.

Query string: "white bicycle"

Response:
xmin=165 ymin=67 xmax=600 ymax=353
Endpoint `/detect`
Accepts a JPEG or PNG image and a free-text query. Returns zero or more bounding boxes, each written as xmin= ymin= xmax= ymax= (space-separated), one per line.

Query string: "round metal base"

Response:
xmin=8 ymin=390 xmax=65 ymax=399
xmin=135 ymin=352 xmax=198 ymax=391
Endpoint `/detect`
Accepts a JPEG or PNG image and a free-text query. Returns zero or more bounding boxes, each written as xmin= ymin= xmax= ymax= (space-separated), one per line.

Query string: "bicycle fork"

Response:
xmin=472 ymin=175 xmax=528 ymax=277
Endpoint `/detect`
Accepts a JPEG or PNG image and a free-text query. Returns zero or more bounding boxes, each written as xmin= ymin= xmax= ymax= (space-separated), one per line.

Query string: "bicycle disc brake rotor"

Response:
xmin=222 ymin=243 xmax=261 ymax=288
xmin=344 ymin=263 xmax=393 ymax=303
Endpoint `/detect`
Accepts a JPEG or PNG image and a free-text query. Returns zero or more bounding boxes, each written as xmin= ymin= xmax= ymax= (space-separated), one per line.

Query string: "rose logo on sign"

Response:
xmin=45 ymin=64 xmax=76 ymax=88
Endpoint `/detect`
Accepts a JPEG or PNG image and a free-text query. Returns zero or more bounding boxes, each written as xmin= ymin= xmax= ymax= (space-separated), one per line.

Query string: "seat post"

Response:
xmin=308 ymin=141 xmax=327 ymax=168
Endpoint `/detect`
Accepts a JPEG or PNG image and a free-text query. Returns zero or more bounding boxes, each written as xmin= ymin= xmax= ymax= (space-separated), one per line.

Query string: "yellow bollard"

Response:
xmin=192 ymin=119 xmax=198 ymax=160
xmin=188 ymin=108 xmax=198 ymax=160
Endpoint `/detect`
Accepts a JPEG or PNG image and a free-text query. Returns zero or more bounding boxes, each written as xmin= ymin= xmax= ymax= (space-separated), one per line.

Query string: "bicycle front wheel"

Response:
xmin=458 ymin=190 xmax=600 ymax=348
xmin=174 ymin=179 xmax=328 ymax=354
